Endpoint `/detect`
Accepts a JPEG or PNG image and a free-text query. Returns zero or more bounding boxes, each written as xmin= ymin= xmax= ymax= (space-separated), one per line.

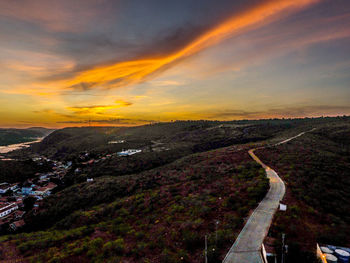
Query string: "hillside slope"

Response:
xmin=0 ymin=128 xmax=53 ymax=146
xmin=0 ymin=144 xmax=269 ymax=262
xmin=19 ymin=120 xmax=306 ymax=165
xmin=256 ymin=121 xmax=350 ymax=262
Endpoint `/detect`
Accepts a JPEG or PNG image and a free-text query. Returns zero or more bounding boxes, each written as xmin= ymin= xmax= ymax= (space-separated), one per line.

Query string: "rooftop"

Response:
xmin=318 ymin=243 xmax=350 ymax=263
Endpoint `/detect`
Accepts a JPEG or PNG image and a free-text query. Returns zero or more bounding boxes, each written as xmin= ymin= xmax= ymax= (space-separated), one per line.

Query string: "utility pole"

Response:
xmin=215 ymin=220 xmax=219 ymax=245
xmin=205 ymin=235 xmax=208 ymax=263
xmin=282 ymin=234 xmax=285 ymax=263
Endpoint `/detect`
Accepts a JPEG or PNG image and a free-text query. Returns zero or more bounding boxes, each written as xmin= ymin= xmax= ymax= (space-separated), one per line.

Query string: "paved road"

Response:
xmin=223 ymin=131 xmax=310 ymax=263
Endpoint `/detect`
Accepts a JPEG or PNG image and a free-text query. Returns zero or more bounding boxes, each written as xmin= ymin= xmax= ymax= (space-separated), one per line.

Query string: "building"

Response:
xmin=33 ymin=202 xmax=41 ymax=214
xmin=9 ymin=183 xmax=18 ymax=191
xmin=317 ymin=243 xmax=350 ymax=263
xmin=15 ymin=198 xmax=24 ymax=208
xmin=33 ymin=182 xmax=57 ymax=196
xmin=22 ymin=186 xmax=33 ymax=196
xmin=10 ymin=220 xmax=25 ymax=231
xmin=39 ymin=175 xmax=47 ymax=180
xmin=117 ymin=149 xmax=142 ymax=156
xmin=14 ymin=210 xmax=25 ymax=220
xmin=0 ymin=203 xmax=18 ymax=218
xmin=108 ymin=140 xmax=125 ymax=144
xmin=0 ymin=183 xmax=10 ymax=194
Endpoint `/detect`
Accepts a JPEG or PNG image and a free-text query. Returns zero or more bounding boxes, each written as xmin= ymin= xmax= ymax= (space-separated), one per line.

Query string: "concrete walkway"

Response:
xmin=223 ymin=131 xmax=310 ymax=263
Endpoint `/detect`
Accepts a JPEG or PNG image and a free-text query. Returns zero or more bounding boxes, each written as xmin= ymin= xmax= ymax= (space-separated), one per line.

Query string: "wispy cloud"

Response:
xmin=148 ymin=80 xmax=184 ymax=87
xmin=56 ymin=117 xmax=157 ymax=125
xmin=0 ymin=0 xmax=113 ymax=32
xmin=32 ymin=109 xmax=75 ymax=119
xmin=48 ymin=0 xmax=318 ymax=91
xmin=56 ymin=118 xmax=134 ymax=125
xmin=114 ymin=100 xmax=133 ymax=107
xmin=206 ymin=105 xmax=350 ymax=120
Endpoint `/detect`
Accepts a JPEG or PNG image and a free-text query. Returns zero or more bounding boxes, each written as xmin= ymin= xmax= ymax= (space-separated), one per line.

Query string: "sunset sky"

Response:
xmin=1 ymin=0 xmax=350 ymax=128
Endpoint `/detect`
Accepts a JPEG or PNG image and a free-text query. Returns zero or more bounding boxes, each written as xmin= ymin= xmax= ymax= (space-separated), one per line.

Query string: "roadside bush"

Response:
xmin=182 ymin=230 xmax=202 ymax=249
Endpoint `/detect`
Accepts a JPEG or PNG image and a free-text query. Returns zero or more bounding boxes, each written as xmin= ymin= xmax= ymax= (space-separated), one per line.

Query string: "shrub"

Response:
xmin=102 ymin=238 xmax=124 ymax=256
xmin=160 ymin=248 xmax=177 ymax=263
xmin=90 ymin=237 xmax=104 ymax=249
xmin=87 ymin=247 xmax=98 ymax=258
xmin=48 ymin=257 xmax=62 ymax=263
xmin=182 ymin=230 xmax=202 ymax=249
xmin=111 ymin=222 xmax=131 ymax=235
xmin=224 ymin=196 xmax=237 ymax=209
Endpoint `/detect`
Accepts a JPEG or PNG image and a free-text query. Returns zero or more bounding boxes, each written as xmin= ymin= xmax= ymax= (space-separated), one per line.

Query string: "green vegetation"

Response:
xmin=0 ymin=159 xmax=52 ymax=183
xmin=0 ymin=127 xmax=52 ymax=146
xmin=1 ymin=144 xmax=269 ymax=262
xmin=1 ymin=117 xmax=349 ymax=262
xmin=13 ymin=119 xmax=327 ymax=182
xmin=257 ymin=119 xmax=350 ymax=262
xmin=22 ymin=120 xmax=304 ymax=161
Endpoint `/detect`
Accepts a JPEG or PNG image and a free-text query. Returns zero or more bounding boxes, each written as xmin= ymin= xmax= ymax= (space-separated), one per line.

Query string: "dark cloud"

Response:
xmin=16 ymin=121 xmax=36 ymax=124
xmin=207 ymin=105 xmax=350 ymax=119
xmin=32 ymin=109 xmax=75 ymax=119
xmin=68 ymin=82 xmax=98 ymax=92
xmin=42 ymin=23 xmax=211 ymax=84
xmin=38 ymin=1 xmax=264 ymax=83
xmin=56 ymin=118 xmax=136 ymax=125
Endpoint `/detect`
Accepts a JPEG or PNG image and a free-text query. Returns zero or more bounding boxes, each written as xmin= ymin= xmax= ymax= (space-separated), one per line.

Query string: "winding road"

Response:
xmin=222 ymin=131 xmax=311 ymax=263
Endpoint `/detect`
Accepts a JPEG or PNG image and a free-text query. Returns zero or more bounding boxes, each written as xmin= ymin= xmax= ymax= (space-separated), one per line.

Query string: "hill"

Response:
xmin=0 ymin=144 xmax=269 ymax=262
xmin=0 ymin=128 xmax=54 ymax=146
xmin=1 ymin=117 xmax=349 ymax=262
xmin=256 ymin=119 xmax=350 ymax=262
xmin=24 ymin=118 xmax=347 ymax=160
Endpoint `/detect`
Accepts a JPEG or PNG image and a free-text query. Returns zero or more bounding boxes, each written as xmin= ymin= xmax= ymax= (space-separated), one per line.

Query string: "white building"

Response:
xmin=117 ymin=149 xmax=142 ymax=156
xmin=108 ymin=140 xmax=125 ymax=144
xmin=0 ymin=183 xmax=10 ymax=194
xmin=0 ymin=203 xmax=18 ymax=218
xmin=33 ymin=182 xmax=57 ymax=196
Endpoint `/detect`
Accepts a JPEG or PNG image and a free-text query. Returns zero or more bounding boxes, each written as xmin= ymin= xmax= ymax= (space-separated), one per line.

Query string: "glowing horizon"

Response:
xmin=0 ymin=0 xmax=350 ymax=128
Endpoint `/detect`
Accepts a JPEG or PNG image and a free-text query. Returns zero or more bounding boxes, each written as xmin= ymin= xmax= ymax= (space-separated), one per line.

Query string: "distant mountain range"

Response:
xmin=0 ymin=127 xmax=54 ymax=146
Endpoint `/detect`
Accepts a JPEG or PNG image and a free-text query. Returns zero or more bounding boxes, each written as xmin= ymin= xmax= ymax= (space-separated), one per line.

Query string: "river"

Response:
xmin=0 ymin=138 xmax=43 ymax=155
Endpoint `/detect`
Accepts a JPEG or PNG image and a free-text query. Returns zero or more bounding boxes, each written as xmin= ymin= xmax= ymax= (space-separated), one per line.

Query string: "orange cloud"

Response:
xmin=63 ymin=0 xmax=319 ymax=91
xmin=67 ymin=100 xmax=133 ymax=115
xmin=115 ymin=100 xmax=133 ymax=107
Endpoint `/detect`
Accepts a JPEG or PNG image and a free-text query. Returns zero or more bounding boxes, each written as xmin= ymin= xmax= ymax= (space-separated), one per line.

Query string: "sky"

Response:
xmin=0 ymin=0 xmax=350 ymax=128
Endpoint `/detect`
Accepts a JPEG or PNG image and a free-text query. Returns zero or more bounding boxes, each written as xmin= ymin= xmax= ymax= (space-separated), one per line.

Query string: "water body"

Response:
xmin=0 ymin=138 xmax=43 ymax=154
